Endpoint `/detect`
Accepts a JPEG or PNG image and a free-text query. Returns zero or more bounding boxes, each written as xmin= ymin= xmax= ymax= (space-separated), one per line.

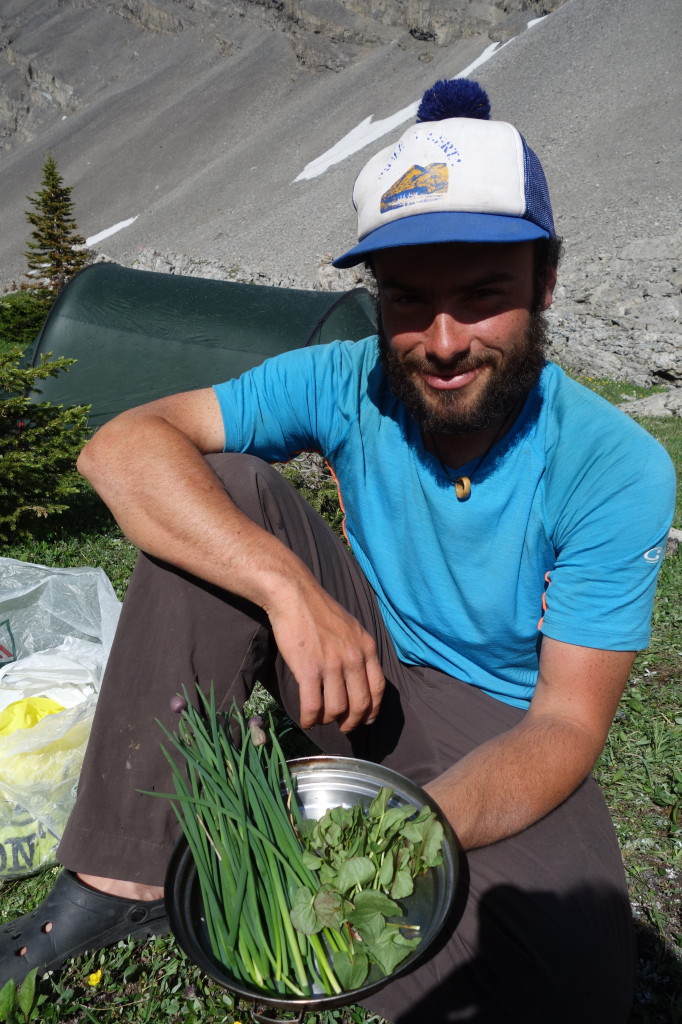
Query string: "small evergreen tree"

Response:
xmin=24 ymin=153 xmax=89 ymax=293
xmin=0 ymin=156 xmax=92 ymax=542
xmin=0 ymin=347 xmax=90 ymax=541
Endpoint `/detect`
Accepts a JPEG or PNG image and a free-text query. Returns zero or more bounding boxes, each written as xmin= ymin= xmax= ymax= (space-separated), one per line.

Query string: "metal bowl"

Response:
xmin=165 ymin=755 xmax=465 ymax=1021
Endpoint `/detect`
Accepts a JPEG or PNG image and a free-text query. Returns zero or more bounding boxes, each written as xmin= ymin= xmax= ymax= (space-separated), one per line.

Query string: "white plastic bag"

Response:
xmin=0 ymin=558 xmax=121 ymax=878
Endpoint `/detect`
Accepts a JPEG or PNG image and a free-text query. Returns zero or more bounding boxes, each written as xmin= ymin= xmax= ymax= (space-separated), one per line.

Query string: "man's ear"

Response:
xmin=540 ymin=265 xmax=558 ymax=311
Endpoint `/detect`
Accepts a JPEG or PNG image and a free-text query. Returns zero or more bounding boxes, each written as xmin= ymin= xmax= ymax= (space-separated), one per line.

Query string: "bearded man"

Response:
xmin=0 ymin=79 xmax=675 ymax=1024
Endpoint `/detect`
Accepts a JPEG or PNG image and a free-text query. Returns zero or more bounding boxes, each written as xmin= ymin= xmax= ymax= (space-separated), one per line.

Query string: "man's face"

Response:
xmin=374 ymin=241 xmax=556 ymax=435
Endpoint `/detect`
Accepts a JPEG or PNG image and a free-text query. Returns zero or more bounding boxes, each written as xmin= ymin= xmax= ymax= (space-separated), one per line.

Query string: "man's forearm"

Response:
xmin=424 ymin=713 xmax=600 ymax=851
xmin=78 ymin=407 xmax=311 ymax=605
xmin=78 ymin=408 xmax=385 ymax=731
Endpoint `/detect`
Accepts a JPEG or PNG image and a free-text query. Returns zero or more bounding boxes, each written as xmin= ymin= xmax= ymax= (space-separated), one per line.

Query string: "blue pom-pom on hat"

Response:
xmin=416 ymin=78 xmax=491 ymax=122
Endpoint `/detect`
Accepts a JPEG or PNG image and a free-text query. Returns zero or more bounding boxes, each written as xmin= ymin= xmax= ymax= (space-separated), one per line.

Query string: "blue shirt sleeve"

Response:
xmin=212 ymin=340 xmax=369 ymax=462
xmin=539 ymin=381 xmax=676 ymax=651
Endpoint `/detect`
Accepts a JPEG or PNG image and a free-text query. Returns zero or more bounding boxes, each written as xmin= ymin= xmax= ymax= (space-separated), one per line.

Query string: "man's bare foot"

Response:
xmin=76 ymin=874 xmax=164 ymax=901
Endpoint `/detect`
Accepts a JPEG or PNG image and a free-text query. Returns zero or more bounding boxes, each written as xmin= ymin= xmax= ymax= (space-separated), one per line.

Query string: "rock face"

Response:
xmin=0 ymin=0 xmax=572 ymax=157
xmin=0 ymin=0 xmax=559 ymax=148
xmin=335 ymin=0 xmax=566 ymax=46
xmin=547 ymin=231 xmax=682 ymax=389
xmin=1 ymin=0 xmax=680 ymax=398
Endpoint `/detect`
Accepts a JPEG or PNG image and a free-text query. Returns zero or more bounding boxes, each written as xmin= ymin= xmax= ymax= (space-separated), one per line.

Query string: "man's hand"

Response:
xmin=266 ymin=582 xmax=385 ymax=732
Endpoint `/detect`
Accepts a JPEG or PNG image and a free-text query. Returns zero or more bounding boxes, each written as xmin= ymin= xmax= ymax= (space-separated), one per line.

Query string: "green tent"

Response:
xmin=28 ymin=263 xmax=376 ymax=429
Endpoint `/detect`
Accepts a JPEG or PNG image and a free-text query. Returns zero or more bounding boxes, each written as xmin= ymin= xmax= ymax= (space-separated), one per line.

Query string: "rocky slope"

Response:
xmin=0 ymin=0 xmax=562 ymax=153
xmin=1 ymin=0 xmax=680 ymax=400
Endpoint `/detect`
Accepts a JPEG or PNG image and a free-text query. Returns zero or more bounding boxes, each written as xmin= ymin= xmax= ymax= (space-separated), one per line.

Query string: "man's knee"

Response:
xmin=204 ymin=452 xmax=296 ymax=523
xmin=203 ymin=452 xmax=341 ymax=575
xmin=205 ymin=452 xmax=281 ymax=494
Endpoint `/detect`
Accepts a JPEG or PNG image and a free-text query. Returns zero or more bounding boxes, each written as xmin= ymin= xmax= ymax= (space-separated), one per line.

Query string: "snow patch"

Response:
xmin=293 ymin=40 xmax=509 ymax=182
xmin=527 ymin=15 xmax=549 ymax=29
xmin=86 ymin=217 xmax=138 ymax=247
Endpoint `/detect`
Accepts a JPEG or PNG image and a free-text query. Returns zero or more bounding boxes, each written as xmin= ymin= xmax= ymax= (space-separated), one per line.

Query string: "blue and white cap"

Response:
xmin=333 ymin=79 xmax=555 ymax=268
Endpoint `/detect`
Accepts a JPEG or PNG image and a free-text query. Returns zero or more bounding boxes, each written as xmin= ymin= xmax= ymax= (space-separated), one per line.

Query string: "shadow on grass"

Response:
xmin=631 ymin=919 xmax=682 ymax=1023
xmin=4 ymin=486 xmax=138 ymax=598
xmin=40 ymin=486 xmax=118 ymax=540
xmin=5 ymin=486 xmax=117 ymax=552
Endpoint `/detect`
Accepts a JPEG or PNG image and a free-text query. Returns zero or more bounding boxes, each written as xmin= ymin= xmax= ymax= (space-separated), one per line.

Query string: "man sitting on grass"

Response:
xmin=0 ymin=79 xmax=675 ymax=1023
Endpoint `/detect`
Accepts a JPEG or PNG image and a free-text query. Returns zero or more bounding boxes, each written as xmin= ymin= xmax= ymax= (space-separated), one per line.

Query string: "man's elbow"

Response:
xmin=76 ymin=434 xmax=97 ymax=482
xmin=76 ymin=419 xmax=120 ymax=486
xmin=77 ymin=438 xmax=114 ymax=496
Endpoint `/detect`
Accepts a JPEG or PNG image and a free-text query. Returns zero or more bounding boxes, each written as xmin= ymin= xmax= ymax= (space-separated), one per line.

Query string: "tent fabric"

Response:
xmin=28 ymin=263 xmax=377 ymax=429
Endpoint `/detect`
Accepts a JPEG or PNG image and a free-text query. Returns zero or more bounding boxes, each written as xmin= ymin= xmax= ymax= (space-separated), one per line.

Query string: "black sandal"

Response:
xmin=0 ymin=870 xmax=168 ymax=988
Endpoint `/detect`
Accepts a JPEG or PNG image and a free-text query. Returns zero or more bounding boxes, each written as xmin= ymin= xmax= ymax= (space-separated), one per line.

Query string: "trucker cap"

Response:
xmin=333 ymin=79 xmax=555 ymax=269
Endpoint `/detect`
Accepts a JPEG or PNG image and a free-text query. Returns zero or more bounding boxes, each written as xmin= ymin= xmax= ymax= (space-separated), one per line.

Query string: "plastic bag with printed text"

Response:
xmin=0 ymin=557 xmax=121 ymax=878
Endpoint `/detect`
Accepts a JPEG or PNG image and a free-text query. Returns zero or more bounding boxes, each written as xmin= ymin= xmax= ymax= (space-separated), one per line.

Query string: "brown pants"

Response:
xmin=58 ymin=454 xmax=635 ymax=1023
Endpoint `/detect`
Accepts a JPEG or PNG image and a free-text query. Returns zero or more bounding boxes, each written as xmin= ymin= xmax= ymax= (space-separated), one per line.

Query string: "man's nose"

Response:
xmin=424 ymin=311 xmax=471 ymax=362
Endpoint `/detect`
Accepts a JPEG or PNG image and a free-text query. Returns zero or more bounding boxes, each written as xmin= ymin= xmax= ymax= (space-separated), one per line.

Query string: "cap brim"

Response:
xmin=332 ymin=211 xmax=551 ymax=268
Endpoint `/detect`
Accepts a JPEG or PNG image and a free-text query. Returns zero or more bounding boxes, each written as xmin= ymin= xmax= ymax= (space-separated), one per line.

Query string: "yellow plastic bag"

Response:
xmin=0 ymin=696 xmax=65 ymax=735
xmin=0 ymin=699 xmax=95 ymax=878
xmin=0 ymin=558 xmax=120 ymax=878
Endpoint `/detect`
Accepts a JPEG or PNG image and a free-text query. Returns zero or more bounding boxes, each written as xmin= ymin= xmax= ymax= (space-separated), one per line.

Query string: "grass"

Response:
xmin=594 ymin=559 xmax=682 ymax=1023
xmin=0 ymin=377 xmax=680 ymax=1023
xmin=570 ymin=374 xmax=668 ymax=406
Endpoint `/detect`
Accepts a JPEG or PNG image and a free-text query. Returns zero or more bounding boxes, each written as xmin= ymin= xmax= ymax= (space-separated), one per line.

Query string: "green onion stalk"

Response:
xmin=155 ymin=689 xmax=350 ymax=997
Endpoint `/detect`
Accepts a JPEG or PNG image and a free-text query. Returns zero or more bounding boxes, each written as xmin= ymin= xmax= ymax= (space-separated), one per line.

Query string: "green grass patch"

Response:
xmin=569 ymin=374 xmax=667 ymax=405
xmin=592 ymin=401 xmax=682 ymax=1023
xmin=4 ymin=488 xmax=137 ymax=599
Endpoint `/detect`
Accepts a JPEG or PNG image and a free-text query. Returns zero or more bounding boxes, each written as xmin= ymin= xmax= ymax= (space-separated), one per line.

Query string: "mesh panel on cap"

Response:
xmin=522 ymin=141 xmax=555 ymax=236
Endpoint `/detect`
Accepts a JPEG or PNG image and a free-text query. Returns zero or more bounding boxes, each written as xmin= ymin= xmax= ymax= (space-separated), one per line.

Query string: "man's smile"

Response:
xmin=421 ymin=366 xmax=484 ymax=391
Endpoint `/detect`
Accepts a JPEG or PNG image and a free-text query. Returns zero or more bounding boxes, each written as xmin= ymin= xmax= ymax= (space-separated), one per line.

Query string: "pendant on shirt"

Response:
xmin=454 ymin=477 xmax=471 ymax=501
xmin=429 ymin=399 xmax=523 ymax=502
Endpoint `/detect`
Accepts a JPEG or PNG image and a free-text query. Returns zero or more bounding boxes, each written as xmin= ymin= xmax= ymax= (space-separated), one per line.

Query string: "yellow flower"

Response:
xmin=87 ymin=968 xmax=103 ymax=986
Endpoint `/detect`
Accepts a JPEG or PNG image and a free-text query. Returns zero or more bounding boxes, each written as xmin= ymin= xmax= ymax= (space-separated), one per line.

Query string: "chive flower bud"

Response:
xmin=248 ymin=715 xmax=267 ymax=747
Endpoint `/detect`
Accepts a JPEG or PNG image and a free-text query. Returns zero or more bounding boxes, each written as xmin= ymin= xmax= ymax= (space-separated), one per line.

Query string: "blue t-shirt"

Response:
xmin=213 ymin=337 xmax=675 ymax=709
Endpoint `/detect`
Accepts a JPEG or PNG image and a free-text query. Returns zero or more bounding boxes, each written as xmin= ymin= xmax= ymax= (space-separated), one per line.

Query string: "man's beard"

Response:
xmin=377 ymin=310 xmax=549 ymax=435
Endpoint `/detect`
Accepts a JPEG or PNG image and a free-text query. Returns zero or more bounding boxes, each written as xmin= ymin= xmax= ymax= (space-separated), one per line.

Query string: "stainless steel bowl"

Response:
xmin=165 ymin=755 xmax=465 ymax=1022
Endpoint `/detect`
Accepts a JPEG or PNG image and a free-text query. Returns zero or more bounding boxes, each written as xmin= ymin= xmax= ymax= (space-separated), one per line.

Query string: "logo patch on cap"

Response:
xmin=380 ymin=162 xmax=448 ymax=215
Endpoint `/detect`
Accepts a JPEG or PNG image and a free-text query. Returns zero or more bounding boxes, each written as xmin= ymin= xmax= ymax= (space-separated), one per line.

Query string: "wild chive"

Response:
xmin=153 ymin=688 xmax=444 ymax=997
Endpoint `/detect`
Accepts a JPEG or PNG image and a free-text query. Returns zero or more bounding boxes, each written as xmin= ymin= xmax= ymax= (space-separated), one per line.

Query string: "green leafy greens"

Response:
xmin=154 ymin=691 xmax=444 ymax=998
